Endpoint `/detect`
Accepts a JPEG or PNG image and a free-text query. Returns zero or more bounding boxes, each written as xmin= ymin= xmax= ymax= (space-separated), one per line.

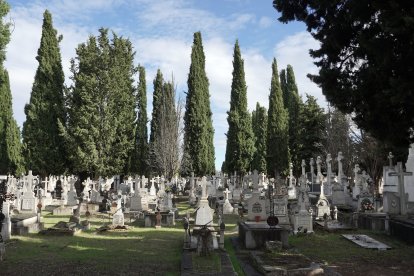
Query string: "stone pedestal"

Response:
xmin=195 ymin=199 xmax=214 ymax=226
xmin=20 ymin=192 xmax=37 ymax=213
xmin=112 ymin=212 xmax=125 ymax=226
xmin=11 ymin=213 xmax=43 ymax=235
xmin=144 ymin=211 xmax=175 ymax=227
xmin=222 ymin=199 xmax=234 ymax=214
xmin=1 ymin=202 xmax=11 ymax=241
xmin=293 ymin=212 xmax=313 ymax=234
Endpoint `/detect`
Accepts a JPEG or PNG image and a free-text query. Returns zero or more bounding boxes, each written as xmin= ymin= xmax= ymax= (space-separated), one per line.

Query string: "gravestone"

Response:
xmin=287 ymin=163 xmax=297 ymax=200
xmin=20 ymin=171 xmax=37 ymax=213
xmin=246 ymin=171 xmax=266 ymax=221
xmin=342 ymin=234 xmax=391 ymax=250
xmin=387 ymin=162 xmax=412 ymax=215
xmin=1 ymin=202 xmax=11 ymax=241
xmin=353 ymin=165 xmax=362 ymax=199
xmin=112 ymin=191 xmax=124 ymax=226
xmin=332 ymin=180 xmax=347 ymax=206
xmin=222 ymin=188 xmax=234 ymax=214
xmin=316 ymin=178 xmax=330 ymax=220
xmin=273 ymin=195 xmax=289 ymax=226
xmin=324 ymin=154 xmax=333 ymax=196
xmin=149 ymin=178 xmax=157 ymax=196
xmin=195 ymin=177 xmax=214 ymax=226
xmin=66 ymin=178 xmax=78 ymax=206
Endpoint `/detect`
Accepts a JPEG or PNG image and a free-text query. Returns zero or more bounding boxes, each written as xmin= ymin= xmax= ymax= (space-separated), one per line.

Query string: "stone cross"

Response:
xmin=150 ymin=178 xmax=156 ymax=189
xmin=316 ymin=156 xmax=322 ymax=179
xmin=260 ymin=172 xmax=266 ymax=184
xmin=388 ymin=162 xmax=412 ymax=215
xmin=353 ymin=164 xmax=360 ymax=181
xmin=326 ymin=154 xmax=332 ymax=185
xmin=251 ymin=170 xmax=259 ymax=191
xmin=25 ymin=170 xmax=34 ymax=193
xmin=223 ymin=188 xmax=231 ymax=200
xmin=337 ymin=151 xmax=344 ymax=181
xmin=301 ymin=160 xmax=306 ymax=177
xmin=388 ymin=152 xmax=394 ymax=167
xmin=200 ymin=177 xmax=208 ymax=199
xmin=288 ymin=163 xmax=294 ymax=187
xmin=310 ymin=158 xmax=315 ymax=183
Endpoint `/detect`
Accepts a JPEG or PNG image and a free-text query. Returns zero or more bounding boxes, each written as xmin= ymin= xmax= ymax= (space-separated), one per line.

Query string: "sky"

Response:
xmin=5 ymin=0 xmax=325 ymax=171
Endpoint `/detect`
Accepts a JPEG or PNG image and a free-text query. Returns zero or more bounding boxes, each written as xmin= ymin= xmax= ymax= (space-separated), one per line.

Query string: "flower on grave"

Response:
xmin=361 ymin=198 xmax=374 ymax=211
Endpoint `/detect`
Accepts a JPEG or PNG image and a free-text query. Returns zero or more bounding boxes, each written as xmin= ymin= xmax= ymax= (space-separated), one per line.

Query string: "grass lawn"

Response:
xmin=2 ymin=200 xmax=245 ymax=275
xmin=289 ymin=229 xmax=414 ymax=275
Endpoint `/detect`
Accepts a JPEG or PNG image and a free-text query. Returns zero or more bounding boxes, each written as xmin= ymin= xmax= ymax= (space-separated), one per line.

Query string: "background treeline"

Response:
xmin=0 ymin=6 xmax=406 ymax=193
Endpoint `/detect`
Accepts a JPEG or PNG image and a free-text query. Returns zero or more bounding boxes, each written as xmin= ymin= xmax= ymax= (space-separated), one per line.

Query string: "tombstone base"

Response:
xmin=144 ymin=211 xmax=175 ymax=227
xmin=52 ymin=206 xmax=75 ymax=216
xmin=238 ymin=221 xmax=289 ymax=249
xmin=389 ymin=216 xmax=414 ymax=244
xmin=11 ymin=214 xmax=44 ymax=235
xmin=357 ymin=212 xmax=387 ymax=231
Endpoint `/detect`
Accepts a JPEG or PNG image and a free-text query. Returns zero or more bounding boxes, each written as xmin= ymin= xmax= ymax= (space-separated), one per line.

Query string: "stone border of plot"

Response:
xmin=181 ymin=249 xmax=237 ymax=276
xmin=249 ymin=251 xmax=343 ymax=276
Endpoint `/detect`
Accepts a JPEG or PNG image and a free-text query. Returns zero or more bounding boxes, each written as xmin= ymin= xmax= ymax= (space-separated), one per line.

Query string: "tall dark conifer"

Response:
xmin=22 ymin=10 xmax=65 ymax=176
xmin=298 ymin=94 xmax=325 ymax=162
xmin=149 ymin=69 xmax=164 ymax=175
xmin=0 ymin=0 xmax=24 ymax=175
xmin=182 ymin=32 xmax=215 ymax=176
xmin=63 ymin=29 xmax=136 ymax=178
xmin=280 ymin=69 xmax=288 ymax=108
xmin=251 ymin=103 xmax=267 ymax=173
xmin=131 ymin=65 xmax=148 ymax=175
xmin=267 ymin=58 xmax=289 ymax=176
xmin=224 ymin=40 xmax=255 ymax=174
xmin=286 ymin=65 xmax=302 ymax=175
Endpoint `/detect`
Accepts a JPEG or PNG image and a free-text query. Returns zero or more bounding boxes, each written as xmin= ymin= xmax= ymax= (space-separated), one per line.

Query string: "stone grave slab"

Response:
xmin=316 ymin=220 xmax=354 ymax=231
xmin=342 ymin=234 xmax=391 ymax=250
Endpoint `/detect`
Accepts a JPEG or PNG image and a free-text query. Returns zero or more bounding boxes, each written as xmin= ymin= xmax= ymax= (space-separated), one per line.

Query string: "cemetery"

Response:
xmin=2 ymin=149 xmax=414 ymax=275
xmin=1 ymin=1 xmax=414 ymax=275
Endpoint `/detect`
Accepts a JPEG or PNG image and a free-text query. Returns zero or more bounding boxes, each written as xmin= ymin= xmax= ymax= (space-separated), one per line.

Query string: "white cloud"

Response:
xmin=5 ymin=4 xmax=90 ymax=127
xmin=4 ymin=1 xmax=324 ymax=171
xmin=274 ymin=31 xmax=326 ymax=107
xmin=259 ymin=16 xmax=273 ymax=28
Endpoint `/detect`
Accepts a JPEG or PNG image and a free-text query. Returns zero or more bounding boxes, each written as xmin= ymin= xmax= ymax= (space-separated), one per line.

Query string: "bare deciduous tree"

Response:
xmin=149 ymin=80 xmax=183 ymax=179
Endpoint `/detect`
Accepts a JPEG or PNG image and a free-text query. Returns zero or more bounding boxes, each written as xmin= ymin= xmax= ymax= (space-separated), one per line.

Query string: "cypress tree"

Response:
xmin=22 ymin=10 xmax=65 ymax=176
xmin=0 ymin=0 xmax=24 ymax=175
xmin=280 ymin=69 xmax=288 ymax=108
xmin=64 ymin=29 xmax=136 ymax=177
xmin=224 ymin=40 xmax=255 ymax=174
xmin=286 ymin=65 xmax=302 ymax=176
xmin=108 ymin=33 xmax=136 ymax=175
xmin=298 ymin=94 xmax=325 ymax=162
xmin=131 ymin=65 xmax=148 ymax=176
xmin=0 ymin=70 xmax=24 ymax=175
xmin=182 ymin=32 xmax=215 ymax=176
xmin=149 ymin=69 xmax=164 ymax=175
xmin=267 ymin=58 xmax=289 ymax=177
xmin=251 ymin=102 xmax=267 ymax=173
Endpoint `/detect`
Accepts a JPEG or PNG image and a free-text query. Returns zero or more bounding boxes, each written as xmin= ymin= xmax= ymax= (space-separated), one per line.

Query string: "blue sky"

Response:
xmin=5 ymin=0 xmax=325 ymax=171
